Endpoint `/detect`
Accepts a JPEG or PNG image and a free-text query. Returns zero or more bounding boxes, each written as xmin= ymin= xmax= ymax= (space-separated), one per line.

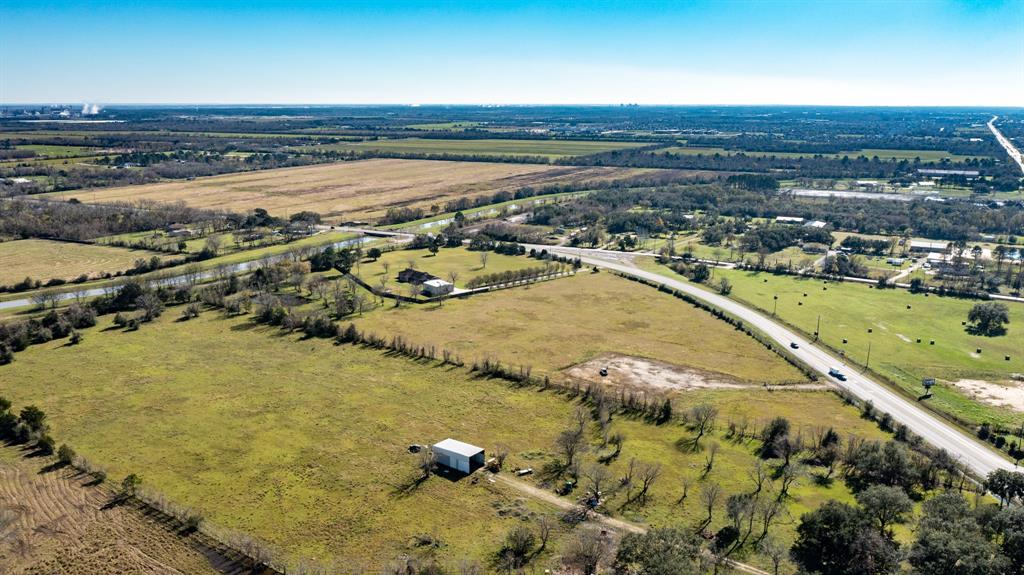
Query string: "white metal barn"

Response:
xmin=432 ymin=438 xmax=485 ymax=474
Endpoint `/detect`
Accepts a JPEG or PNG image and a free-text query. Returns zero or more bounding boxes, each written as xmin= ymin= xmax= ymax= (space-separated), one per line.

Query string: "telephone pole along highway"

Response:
xmin=528 ymin=244 xmax=1015 ymax=478
xmin=989 ymin=115 xmax=1024 ymax=175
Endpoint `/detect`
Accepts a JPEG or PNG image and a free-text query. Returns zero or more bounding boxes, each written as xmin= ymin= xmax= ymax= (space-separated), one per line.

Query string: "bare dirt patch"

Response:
xmin=565 ymin=353 xmax=825 ymax=393
xmin=950 ymin=379 xmax=1024 ymax=412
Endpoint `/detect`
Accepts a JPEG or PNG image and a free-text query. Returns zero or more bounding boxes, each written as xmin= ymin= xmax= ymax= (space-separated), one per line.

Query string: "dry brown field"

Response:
xmin=47 ymin=159 xmax=663 ymax=222
xmin=0 ymin=447 xmax=245 ymax=575
xmin=0 ymin=239 xmax=171 ymax=287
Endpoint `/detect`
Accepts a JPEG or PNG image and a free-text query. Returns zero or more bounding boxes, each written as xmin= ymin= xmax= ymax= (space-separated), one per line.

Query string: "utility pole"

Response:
xmin=772 ymin=295 xmax=778 ymax=316
xmin=865 ymin=340 xmax=872 ymax=371
xmin=814 ymin=314 xmax=821 ymax=341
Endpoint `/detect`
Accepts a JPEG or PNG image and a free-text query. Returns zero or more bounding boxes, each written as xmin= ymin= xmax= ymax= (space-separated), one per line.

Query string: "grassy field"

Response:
xmin=0 ymin=239 xmax=171 ymax=286
xmin=45 ymin=159 xmax=652 ymax=222
xmin=294 ymin=138 xmax=650 ymax=159
xmin=663 ymin=266 xmax=1024 ymax=428
xmin=0 ymin=296 xmax=889 ymax=572
xmin=0 ymin=311 xmax=575 ymax=566
xmin=355 ymin=247 xmax=541 ymax=289
xmin=657 ymin=145 xmax=983 ymax=162
xmin=3 ymin=144 xmax=104 ymax=159
xmin=355 ymin=271 xmax=806 ymax=384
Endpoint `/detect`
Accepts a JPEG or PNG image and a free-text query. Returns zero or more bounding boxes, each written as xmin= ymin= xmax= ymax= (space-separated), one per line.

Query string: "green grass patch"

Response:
xmin=656 ymin=265 xmax=1024 ymax=428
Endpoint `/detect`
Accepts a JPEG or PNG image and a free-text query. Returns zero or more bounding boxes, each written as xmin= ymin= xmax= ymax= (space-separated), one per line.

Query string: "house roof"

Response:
xmin=423 ymin=279 xmax=452 ymax=288
xmin=433 ymin=438 xmax=484 ymax=458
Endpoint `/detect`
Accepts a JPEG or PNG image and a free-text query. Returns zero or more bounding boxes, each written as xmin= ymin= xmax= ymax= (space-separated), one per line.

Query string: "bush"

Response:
xmin=57 ymin=443 xmax=76 ymax=465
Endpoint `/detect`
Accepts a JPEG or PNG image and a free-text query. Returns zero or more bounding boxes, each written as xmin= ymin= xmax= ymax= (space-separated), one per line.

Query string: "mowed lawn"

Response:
xmin=705 ymin=267 xmax=1024 ymax=427
xmin=355 ymin=247 xmax=543 ymax=290
xmin=45 ymin=159 xmax=652 ymax=222
xmin=295 ymin=138 xmax=651 ymax=159
xmin=0 ymin=239 xmax=169 ymax=286
xmin=355 ymin=271 xmax=807 ymax=384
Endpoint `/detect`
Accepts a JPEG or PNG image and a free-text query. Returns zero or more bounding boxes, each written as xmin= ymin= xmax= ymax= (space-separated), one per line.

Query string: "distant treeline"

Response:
xmin=531 ymin=184 xmax=1024 ymax=241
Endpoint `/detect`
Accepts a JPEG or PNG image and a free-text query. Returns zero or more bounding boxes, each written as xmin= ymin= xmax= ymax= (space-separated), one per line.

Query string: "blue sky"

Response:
xmin=1 ymin=0 xmax=1021 ymax=105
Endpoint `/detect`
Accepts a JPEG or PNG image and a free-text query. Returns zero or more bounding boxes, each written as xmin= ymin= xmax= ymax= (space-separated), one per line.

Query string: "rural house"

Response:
xmin=397 ymin=268 xmax=437 ymax=284
xmin=432 ymin=438 xmax=485 ymax=474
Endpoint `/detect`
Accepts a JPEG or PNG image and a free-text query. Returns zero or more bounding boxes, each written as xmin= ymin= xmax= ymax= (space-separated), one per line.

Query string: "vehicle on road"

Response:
xmin=790 ymin=342 xmax=800 ymax=349
xmin=828 ymin=366 xmax=846 ymax=380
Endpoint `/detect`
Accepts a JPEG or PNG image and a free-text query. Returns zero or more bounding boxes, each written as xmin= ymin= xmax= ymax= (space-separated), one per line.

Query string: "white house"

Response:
xmin=423 ymin=278 xmax=454 ymax=297
xmin=804 ymin=220 xmax=827 ymax=229
xmin=432 ymin=438 xmax=485 ymax=474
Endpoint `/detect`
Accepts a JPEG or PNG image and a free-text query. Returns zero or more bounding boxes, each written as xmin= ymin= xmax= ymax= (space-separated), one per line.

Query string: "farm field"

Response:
xmin=0 ymin=298 xmax=890 ymax=572
xmin=0 ymin=447 xmax=236 ymax=575
xmin=657 ymin=145 xmax=982 ymax=162
xmin=0 ymin=311 xmax=575 ymax=567
xmin=668 ymin=265 xmax=1024 ymax=428
xmin=45 ymin=158 xmax=655 ymax=222
xmin=293 ymin=137 xmax=651 ymax=158
xmin=0 ymin=239 xmax=171 ymax=287
xmin=3 ymin=144 xmax=105 ymax=159
xmin=355 ymin=247 xmax=541 ymax=289
xmin=354 ymin=270 xmax=807 ymax=385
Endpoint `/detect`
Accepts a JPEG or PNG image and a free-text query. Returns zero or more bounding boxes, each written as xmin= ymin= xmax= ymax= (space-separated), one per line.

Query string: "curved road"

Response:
xmin=532 ymin=244 xmax=1014 ymax=477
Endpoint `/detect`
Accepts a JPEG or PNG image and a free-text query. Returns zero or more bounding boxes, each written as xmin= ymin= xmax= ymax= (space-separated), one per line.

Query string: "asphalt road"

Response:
xmin=532 ymin=244 xmax=1014 ymax=478
xmin=989 ymin=115 xmax=1024 ymax=175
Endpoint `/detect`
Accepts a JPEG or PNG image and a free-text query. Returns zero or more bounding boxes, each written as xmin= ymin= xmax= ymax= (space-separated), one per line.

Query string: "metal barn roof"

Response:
xmin=433 ymin=438 xmax=484 ymax=457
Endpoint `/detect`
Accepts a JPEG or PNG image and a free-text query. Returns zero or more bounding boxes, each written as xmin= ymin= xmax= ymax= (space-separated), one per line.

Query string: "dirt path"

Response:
xmin=492 ymin=474 xmax=770 ymax=575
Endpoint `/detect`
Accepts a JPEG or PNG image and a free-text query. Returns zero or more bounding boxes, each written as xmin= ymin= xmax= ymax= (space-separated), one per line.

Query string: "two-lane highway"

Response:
xmin=533 ymin=244 xmax=1014 ymax=477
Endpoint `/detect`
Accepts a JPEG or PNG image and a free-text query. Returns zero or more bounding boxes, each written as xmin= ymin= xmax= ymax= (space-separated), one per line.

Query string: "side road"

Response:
xmin=492 ymin=474 xmax=771 ymax=575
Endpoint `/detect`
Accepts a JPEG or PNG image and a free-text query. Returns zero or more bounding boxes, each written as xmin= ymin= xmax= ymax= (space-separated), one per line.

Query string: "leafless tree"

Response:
xmin=555 ymin=426 xmax=587 ymax=471
xmin=689 ymin=404 xmax=718 ymax=443
xmin=699 ymin=482 xmax=722 ymax=530
xmin=31 ymin=290 xmax=60 ymax=310
xmin=583 ymin=463 xmax=612 ymax=503
xmin=749 ymin=461 xmax=770 ymax=495
xmin=635 ymin=461 xmax=661 ymax=505
xmin=536 ymin=515 xmax=553 ymax=550
xmin=703 ymin=441 xmax=720 ymax=475
xmin=778 ymin=464 xmax=801 ymax=500
xmin=493 ymin=444 xmax=509 ymax=470
xmin=560 ymin=528 xmax=610 ymax=575
xmin=677 ymin=477 xmax=692 ymax=506
xmin=136 ymin=293 xmax=164 ymax=321
xmin=759 ymin=536 xmax=787 ymax=575
xmin=382 ymin=261 xmax=390 ymax=277
xmin=757 ymin=498 xmax=784 ymax=541
xmin=418 ymin=449 xmax=436 ymax=480
xmin=479 ymin=251 xmax=489 ymax=269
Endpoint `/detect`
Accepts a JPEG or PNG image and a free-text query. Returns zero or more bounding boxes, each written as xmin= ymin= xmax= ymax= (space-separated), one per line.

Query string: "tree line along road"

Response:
xmin=528 ymin=244 xmax=1016 ymax=478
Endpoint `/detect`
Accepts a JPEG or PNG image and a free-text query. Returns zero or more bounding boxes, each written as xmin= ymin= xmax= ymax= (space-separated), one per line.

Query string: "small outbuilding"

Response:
xmin=423 ymin=278 xmax=454 ymax=296
xmin=432 ymin=438 xmax=485 ymax=474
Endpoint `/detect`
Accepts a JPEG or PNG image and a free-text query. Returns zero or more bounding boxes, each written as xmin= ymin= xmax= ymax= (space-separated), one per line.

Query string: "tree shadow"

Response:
xmin=964 ymin=325 xmax=1006 ymax=337
xmin=674 ymin=435 xmax=704 ymax=453
xmin=38 ymin=460 xmax=70 ymax=474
